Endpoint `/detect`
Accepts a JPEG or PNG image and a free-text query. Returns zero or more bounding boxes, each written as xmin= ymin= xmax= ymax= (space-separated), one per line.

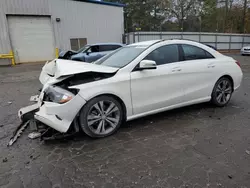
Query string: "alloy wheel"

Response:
xmin=87 ymin=100 xmax=121 ymax=135
xmin=215 ymin=79 xmax=232 ymax=105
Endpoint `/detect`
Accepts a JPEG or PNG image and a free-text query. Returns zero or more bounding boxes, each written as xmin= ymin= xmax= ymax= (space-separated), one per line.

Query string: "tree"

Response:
xmin=241 ymin=0 xmax=248 ymax=33
xmin=166 ymin=0 xmax=204 ymax=31
xmin=200 ymin=0 xmax=217 ymax=32
xmin=106 ymin=0 xmax=170 ymax=32
xmin=106 ymin=0 xmax=250 ymax=33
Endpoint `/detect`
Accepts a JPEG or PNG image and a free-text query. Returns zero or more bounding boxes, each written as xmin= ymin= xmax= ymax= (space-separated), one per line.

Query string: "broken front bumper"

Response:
xmin=18 ymin=93 xmax=86 ymax=133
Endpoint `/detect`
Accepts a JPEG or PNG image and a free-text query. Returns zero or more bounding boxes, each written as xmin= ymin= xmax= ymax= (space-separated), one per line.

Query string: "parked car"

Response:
xmin=241 ymin=46 xmax=250 ymax=55
xmin=59 ymin=43 xmax=124 ymax=62
xmin=17 ymin=39 xmax=243 ymax=140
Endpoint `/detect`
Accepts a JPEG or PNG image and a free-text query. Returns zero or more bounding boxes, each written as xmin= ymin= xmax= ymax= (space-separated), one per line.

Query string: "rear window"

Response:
xmin=99 ymin=45 xmax=122 ymax=52
xmin=181 ymin=44 xmax=214 ymax=60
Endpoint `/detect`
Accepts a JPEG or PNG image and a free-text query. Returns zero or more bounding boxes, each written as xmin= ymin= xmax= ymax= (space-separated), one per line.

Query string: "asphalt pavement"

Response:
xmin=0 ymin=55 xmax=250 ymax=188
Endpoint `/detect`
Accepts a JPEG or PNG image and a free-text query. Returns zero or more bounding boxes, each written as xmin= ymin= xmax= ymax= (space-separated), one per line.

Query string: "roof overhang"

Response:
xmin=73 ymin=0 xmax=125 ymax=8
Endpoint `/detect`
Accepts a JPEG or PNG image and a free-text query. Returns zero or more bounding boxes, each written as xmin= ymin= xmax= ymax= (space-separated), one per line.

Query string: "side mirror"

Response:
xmin=138 ymin=60 xmax=157 ymax=70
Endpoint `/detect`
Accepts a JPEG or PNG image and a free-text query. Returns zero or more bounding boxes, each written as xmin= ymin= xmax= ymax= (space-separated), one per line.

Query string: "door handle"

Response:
xmin=172 ymin=67 xmax=182 ymax=72
xmin=207 ymin=63 xmax=215 ymax=68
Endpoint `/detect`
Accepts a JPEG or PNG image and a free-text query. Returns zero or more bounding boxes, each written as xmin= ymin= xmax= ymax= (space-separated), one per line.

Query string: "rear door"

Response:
xmin=179 ymin=44 xmax=220 ymax=102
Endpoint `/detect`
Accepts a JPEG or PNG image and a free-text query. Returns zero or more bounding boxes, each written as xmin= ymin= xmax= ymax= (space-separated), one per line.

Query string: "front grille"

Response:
xmin=244 ymin=48 xmax=250 ymax=51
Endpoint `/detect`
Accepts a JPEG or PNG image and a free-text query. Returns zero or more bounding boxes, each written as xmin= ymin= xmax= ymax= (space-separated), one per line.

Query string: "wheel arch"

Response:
xmin=218 ymin=75 xmax=234 ymax=91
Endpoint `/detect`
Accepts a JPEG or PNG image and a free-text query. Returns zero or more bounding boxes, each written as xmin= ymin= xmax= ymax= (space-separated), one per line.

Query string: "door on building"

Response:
xmin=7 ymin=16 xmax=55 ymax=63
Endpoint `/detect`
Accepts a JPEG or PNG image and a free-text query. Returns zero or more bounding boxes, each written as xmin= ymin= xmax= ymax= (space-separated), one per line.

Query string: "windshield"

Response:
xmin=77 ymin=45 xmax=90 ymax=53
xmin=94 ymin=46 xmax=148 ymax=68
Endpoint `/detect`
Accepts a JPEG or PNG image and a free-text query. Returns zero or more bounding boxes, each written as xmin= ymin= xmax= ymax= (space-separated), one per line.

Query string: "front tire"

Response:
xmin=211 ymin=77 xmax=233 ymax=107
xmin=79 ymin=96 xmax=123 ymax=138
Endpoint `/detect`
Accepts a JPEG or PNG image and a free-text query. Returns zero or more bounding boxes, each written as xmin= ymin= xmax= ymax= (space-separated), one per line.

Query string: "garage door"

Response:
xmin=8 ymin=16 xmax=55 ymax=63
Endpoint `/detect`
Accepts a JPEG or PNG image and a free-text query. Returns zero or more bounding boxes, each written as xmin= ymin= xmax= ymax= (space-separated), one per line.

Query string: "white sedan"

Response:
xmin=19 ymin=39 xmax=243 ymax=138
xmin=241 ymin=46 xmax=250 ymax=55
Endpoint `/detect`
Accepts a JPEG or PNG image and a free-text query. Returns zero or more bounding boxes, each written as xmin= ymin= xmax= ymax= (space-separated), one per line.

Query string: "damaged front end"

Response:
xmin=8 ymin=86 xmax=86 ymax=146
xmin=8 ymin=59 xmax=118 ymax=146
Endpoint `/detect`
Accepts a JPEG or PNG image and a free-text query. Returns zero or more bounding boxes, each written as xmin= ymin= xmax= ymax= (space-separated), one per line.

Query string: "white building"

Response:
xmin=0 ymin=0 xmax=124 ymax=64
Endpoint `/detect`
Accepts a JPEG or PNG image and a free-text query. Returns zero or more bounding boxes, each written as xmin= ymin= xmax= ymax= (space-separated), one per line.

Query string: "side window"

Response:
xmin=181 ymin=44 xmax=214 ymax=60
xmin=99 ymin=45 xmax=122 ymax=52
xmin=88 ymin=45 xmax=99 ymax=53
xmin=144 ymin=44 xmax=179 ymax=65
xmin=111 ymin=45 xmax=122 ymax=50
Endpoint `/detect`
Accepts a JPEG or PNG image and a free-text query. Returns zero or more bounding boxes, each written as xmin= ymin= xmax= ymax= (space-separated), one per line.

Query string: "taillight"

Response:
xmin=235 ymin=61 xmax=241 ymax=67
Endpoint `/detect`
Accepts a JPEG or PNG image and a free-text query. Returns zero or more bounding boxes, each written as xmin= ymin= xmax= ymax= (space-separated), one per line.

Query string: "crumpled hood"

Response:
xmin=39 ymin=59 xmax=118 ymax=85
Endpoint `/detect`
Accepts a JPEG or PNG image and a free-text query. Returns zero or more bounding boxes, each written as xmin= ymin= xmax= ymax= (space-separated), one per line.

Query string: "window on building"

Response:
xmin=70 ymin=38 xmax=87 ymax=51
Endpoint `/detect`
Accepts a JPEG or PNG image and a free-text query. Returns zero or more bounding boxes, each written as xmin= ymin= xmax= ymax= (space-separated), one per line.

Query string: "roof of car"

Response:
xmin=128 ymin=39 xmax=213 ymax=47
xmin=88 ymin=43 xmax=124 ymax=46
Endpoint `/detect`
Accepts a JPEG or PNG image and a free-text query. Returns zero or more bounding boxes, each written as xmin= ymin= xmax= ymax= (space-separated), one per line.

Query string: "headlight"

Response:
xmin=44 ymin=86 xmax=75 ymax=104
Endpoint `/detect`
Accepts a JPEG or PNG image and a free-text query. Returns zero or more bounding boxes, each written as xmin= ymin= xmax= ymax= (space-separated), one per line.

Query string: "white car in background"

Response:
xmin=18 ymin=39 xmax=243 ymax=138
xmin=241 ymin=46 xmax=250 ymax=55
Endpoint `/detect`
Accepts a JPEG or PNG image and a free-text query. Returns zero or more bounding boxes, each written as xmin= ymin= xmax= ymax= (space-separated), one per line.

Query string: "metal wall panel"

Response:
xmin=162 ymin=35 xmax=181 ymax=40
xmin=200 ymin=35 xmax=216 ymax=42
xmin=231 ymin=36 xmax=243 ymax=43
xmin=136 ymin=34 xmax=160 ymax=42
xmin=0 ymin=0 xmax=124 ymax=61
xmin=182 ymin=35 xmax=199 ymax=41
xmin=2 ymin=0 xmax=50 ymax=15
xmin=231 ymin=43 xmax=243 ymax=49
xmin=49 ymin=0 xmax=124 ymax=51
xmin=217 ymin=35 xmax=230 ymax=42
xmin=125 ymin=32 xmax=250 ymax=50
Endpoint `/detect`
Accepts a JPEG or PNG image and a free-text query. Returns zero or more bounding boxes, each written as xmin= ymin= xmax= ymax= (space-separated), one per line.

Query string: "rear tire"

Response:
xmin=211 ymin=77 xmax=233 ymax=107
xmin=79 ymin=96 xmax=123 ymax=138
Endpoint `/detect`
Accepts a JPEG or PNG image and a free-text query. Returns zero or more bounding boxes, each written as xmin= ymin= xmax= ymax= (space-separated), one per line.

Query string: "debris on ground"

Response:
xmin=228 ymin=175 xmax=233 ymax=179
xmin=28 ymin=132 xmax=41 ymax=139
xmin=0 ymin=124 xmax=4 ymax=128
xmin=8 ymin=120 xmax=30 ymax=146
xmin=7 ymin=101 xmax=12 ymax=104
xmin=246 ymin=150 xmax=250 ymax=155
xmin=232 ymin=106 xmax=240 ymax=109
xmin=32 ymin=154 xmax=40 ymax=161
xmin=219 ymin=142 xmax=222 ymax=144
xmin=194 ymin=128 xmax=200 ymax=132
xmin=2 ymin=158 xmax=8 ymax=163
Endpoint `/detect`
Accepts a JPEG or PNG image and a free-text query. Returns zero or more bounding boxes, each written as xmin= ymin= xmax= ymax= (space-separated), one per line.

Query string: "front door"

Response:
xmin=130 ymin=44 xmax=185 ymax=115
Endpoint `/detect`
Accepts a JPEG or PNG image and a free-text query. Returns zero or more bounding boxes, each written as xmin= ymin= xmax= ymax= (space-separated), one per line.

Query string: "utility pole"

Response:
xmin=242 ymin=0 xmax=247 ymax=33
